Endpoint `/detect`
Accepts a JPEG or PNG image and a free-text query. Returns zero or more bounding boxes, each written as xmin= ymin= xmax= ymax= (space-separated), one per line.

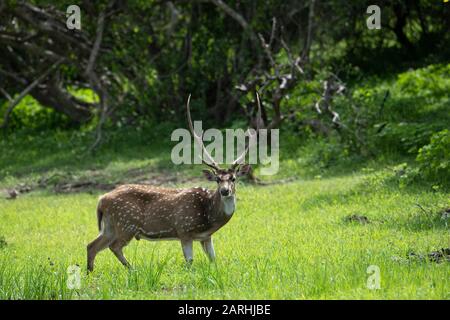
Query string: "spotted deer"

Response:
xmin=86 ymin=94 xmax=260 ymax=272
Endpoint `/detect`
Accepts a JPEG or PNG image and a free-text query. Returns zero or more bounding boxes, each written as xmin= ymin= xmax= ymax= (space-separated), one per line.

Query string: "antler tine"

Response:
xmin=255 ymin=91 xmax=262 ymax=131
xmin=186 ymin=94 xmax=221 ymax=171
xmin=231 ymin=128 xmax=254 ymax=167
xmin=232 ymin=91 xmax=261 ymax=168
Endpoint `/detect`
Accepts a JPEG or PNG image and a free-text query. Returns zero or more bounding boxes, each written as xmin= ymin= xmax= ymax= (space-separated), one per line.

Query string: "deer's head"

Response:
xmin=202 ymin=165 xmax=251 ymax=197
xmin=186 ymin=93 xmax=260 ymax=198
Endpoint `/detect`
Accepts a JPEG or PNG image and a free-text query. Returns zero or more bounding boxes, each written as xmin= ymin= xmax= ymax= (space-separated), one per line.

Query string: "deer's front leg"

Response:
xmin=180 ymin=239 xmax=193 ymax=264
xmin=201 ymin=237 xmax=216 ymax=261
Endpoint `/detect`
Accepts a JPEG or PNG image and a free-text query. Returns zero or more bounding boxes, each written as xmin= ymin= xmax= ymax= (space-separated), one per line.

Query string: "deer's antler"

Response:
xmin=186 ymin=94 xmax=221 ymax=171
xmin=231 ymin=91 xmax=261 ymax=169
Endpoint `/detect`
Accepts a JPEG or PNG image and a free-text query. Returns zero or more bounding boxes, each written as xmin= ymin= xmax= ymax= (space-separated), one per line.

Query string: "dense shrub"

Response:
xmin=333 ymin=63 xmax=450 ymax=157
xmin=375 ymin=122 xmax=441 ymax=154
xmin=396 ymin=64 xmax=450 ymax=100
xmin=0 ymin=96 xmax=72 ymax=132
xmin=416 ymin=129 xmax=450 ymax=187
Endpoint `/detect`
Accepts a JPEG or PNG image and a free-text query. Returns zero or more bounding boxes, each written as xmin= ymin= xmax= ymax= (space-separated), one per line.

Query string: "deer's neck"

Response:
xmin=208 ymin=190 xmax=236 ymax=224
xmin=221 ymin=194 xmax=236 ymax=216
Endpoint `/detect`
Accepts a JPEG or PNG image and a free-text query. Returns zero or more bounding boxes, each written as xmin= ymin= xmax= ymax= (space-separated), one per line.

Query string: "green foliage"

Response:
xmin=416 ymin=129 xmax=450 ymax=187
xmin=0 ymin=96 xmax=72 ymax=131
xmin=306 ymin=137 xmax=350 ymax=169
xmin=330 ymin=63 xmax=450 ymax=158
xmin=397 ymin=64 xmax=450 ymax=100
xmin=268 ymin=62 xmax=449 ymax=185
xmin=0 ymin=1 xmax=449 ymax=300
xmin=375 ymin=122 xmax=441 ymax=154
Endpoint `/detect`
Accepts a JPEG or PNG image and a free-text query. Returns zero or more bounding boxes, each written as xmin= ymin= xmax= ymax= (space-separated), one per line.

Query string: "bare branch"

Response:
xmin=0 ymin=68 xmax=27 ymax=85
xmin=0 ymin=87 xmax=13 ymax=101
xmin=268 ymin=17 xmax=277 ymax=48
xmin=209 ymin=0 xmax=259 ymax=46
xmin=1 ymin=58 xmax=64 ymax=132
xmin=232 ymin=91 xmax=261 ymax=168
xmin=302 ymin=0 xmax=316 ymax=60
xmin=85 ymin=1 xmax=117 ymax=152
xmin=281 ymin=38 xmax=304 ymax=74
xmin=87 ymin=78 xmax=108 ymax=153
xmin=85 ymin=10 xmax=106 ymax=76
xmin=258 ymin=33 xmax=276 ymax=69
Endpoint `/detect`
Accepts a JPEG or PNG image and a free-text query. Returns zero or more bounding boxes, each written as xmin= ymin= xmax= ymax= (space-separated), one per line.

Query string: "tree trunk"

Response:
xmin=392 ymin=2 xmax=413 ymax=50
xmin=31 ymin=82 xmax=93 ymax=123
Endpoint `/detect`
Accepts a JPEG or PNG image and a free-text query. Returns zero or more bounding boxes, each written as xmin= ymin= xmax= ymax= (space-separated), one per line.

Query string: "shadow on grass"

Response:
xmin=299 ymin=174 xmax=449 ymax=232
xmin=299 ymin=188 xmax=360 ymax=211
xmin=386 ymin=209 xmax=449 ymax=232
xmin=0 ymin=128 xmax=183 ymax=181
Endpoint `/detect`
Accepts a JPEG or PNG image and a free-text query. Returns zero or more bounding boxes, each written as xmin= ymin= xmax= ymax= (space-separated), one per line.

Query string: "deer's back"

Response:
xmin=98 ymin=184 xmax=212 ymax=221
xmin=99 ymin=184 xmax=182 ymax=211
xmin=98 ymin=184 xmax=217 ymax=240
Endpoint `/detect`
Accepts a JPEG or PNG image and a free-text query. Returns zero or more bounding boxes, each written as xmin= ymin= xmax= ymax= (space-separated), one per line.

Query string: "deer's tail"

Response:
xmin=96 ymin=199 xmax=104 ymax=232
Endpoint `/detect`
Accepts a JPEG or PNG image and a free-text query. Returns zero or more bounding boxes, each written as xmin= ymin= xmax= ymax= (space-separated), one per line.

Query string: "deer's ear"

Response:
xmin=202 ymin=169 xmax=216 ymax=181
xmin=236 ymin=164 xmax=251 ymax=176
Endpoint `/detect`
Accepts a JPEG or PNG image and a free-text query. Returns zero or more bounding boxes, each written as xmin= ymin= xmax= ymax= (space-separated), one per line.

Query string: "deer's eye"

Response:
xmin=230 ymin=176 xmax=236 ymax=182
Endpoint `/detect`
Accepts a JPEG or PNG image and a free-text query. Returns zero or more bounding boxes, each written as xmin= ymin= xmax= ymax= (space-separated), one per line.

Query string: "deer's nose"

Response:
xmin=220 ymin=188 xmax=230 ymax=196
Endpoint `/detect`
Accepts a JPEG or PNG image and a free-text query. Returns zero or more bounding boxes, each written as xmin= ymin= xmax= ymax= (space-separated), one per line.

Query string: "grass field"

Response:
xmin=0 ymin=162 xmax=448 ymax=299
xmin=1 ymin=0 xmax=449 ymax=301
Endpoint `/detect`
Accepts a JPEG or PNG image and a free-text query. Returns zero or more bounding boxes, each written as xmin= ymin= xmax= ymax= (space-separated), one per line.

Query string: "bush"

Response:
xmin=416 ymin=129 xmax=450 ymax=187
xmin=396 ymin=64 xmax=450 ymax=100
xmin=333 ymin=63 xmax=450 ymax=157
xmin=306 ymin=137 xmax=351 ymax=169
xmin=375 ymin=122 xmax=441 ymax=154
xmin=0 ymin=95 xmax=72 ymax=131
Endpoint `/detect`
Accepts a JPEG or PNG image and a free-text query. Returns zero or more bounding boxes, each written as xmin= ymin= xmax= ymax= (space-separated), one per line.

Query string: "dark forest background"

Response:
xmin=0 ymin=0 xmax=449 ymax=187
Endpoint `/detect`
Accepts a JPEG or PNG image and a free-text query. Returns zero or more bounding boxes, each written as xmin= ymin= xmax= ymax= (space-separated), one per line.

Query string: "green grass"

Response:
xmin=0 ymin=83 xmax=449 ymax=299
xmin=0 ymin=127 xmax=201 ymax=190
xmin=0 ymin=172 xmax=448 ymax=299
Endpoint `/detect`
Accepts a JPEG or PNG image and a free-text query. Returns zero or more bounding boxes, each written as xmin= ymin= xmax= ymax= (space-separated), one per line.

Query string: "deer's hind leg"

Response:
xmin=87 ymin=234 xmax=114 ymax=272
xmin=87 ymin=215 xmax=115 ymax=272
xmin=108 ymin=221 xmax=137 ymax=268
xmin=109 ymin=239 xmax=132 ymax=268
